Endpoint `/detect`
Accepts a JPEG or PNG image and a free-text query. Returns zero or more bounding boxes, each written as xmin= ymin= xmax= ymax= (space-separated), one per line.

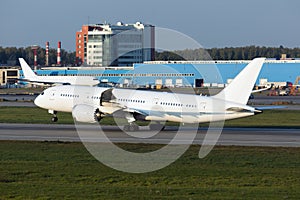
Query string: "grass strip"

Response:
xmin=1 ymin=106 xmax=300 ymax=128
xmin=0 ymin=141 xmax=299 ymax=199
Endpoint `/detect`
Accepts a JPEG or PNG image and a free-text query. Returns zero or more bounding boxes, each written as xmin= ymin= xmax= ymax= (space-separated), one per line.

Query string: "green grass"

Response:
xmin=224 ymin=109 xmax=300 ymax=128
xmin=1 ymin=106 xmax=300 ymax=128
xmin=0 ymin=141 xmax=299 ymax=199
xmin=0 ymin=106 xmax=73 ymax=124
xmin=0 ymin=87 xmax=44 ymax=94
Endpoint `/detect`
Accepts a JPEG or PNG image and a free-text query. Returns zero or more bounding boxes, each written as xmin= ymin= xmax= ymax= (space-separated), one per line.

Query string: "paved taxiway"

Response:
xmin=0 ymin=123 xmax=299 ymax=147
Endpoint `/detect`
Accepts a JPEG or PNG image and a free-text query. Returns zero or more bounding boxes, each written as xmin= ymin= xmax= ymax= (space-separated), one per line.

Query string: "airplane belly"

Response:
xmin=177 ymin=115 xmax=199 ymax=123
xmin=223 ymin=112 xmax=254 ymax=121
xmin=195 ymin=112 xmax=254 ymax=123
xmin=175 ymin=112 xmax=254 ymax=124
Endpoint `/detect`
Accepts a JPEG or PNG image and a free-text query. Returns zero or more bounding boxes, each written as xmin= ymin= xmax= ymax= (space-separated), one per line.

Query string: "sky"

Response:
xmin=1 ymin=0 xmax=300 ymax=51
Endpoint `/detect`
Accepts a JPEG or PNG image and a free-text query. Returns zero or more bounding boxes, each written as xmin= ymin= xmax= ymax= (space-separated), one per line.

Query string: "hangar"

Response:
xmin=17 ymin=59 xmax=300 ymax=88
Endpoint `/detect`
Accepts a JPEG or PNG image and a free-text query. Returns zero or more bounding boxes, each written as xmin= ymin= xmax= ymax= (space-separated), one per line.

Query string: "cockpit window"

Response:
xmin=41 ymin=92 xmax=44 ymax=95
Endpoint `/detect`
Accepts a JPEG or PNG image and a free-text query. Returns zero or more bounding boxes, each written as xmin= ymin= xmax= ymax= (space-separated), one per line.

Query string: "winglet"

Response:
xmin=214 ymin=58 xmax=265 ymax=105
xmin=19 ymin=58 xmax=37 ymax=78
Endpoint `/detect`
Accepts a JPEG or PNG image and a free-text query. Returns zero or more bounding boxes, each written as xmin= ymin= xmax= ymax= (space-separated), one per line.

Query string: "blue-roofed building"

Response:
xmin=19 ymin=60 xmax=300 ymax=87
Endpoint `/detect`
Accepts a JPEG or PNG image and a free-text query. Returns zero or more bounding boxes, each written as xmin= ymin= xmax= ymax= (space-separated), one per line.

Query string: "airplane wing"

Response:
xmin=18 ymin=77 xmax=72 ymax=86
xmin=120 ymin=106 xmax=200 ymax=123
xmin=18 ymin=78 xmax=60 ymax=85
xmin=251 ymin=85 xmax=271 ymax=93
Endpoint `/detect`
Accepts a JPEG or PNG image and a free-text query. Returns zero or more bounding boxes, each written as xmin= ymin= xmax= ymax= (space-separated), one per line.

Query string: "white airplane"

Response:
xmin=34 ymin=58 xmax=266 ymax=131
xmin=18 ymin=58 xmax=100 ymax=86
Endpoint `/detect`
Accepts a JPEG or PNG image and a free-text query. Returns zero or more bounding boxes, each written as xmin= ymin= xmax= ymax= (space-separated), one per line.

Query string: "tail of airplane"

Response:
xmin=19 ymin=58 xmax=37 ymax=78
xmin=214 ymin=58 xmax=265 ymax=105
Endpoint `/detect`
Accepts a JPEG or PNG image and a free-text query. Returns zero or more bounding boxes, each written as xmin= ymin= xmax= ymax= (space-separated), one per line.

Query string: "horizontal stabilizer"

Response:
xmin=251 ymin=85 xmax=271 ymax=93
xmin=255 ymin=106 xmax=286 ymax=110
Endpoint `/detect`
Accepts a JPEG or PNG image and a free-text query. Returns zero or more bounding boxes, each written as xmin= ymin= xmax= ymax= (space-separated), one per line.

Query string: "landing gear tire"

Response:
xmin=51 ymin=116 xmax=58 ymax=122
xmin=94 ymin=110 xmax=103 ymax=122
xmin=49 ymin=110 xmax=58 ymax=123
xmin=149 ymin=124 xmax=165 ymax=131
xmin=123 ymin=124 xmax=139 ymax=132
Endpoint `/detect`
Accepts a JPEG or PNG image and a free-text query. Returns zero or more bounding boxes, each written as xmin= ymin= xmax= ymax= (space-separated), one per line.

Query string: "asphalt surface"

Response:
xmin=249 ymin=95 xmax=300 ymax=104
xmin=0 ymin=123 xmax=299 ymax=147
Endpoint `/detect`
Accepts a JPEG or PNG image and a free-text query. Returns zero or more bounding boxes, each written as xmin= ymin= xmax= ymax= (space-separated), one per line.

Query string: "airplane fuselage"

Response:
xmin=34 ymin=85 xmax=257 ymax=124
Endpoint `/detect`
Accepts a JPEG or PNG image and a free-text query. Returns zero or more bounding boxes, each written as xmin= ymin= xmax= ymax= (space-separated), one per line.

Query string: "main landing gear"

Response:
xmin=123 ymin=113 xmax=139 ymax=132
xmin=123 ymin=122 xmax=165 ymax=132
xmin=123 ymin=123 xmax=139 ymax=132
xmin=122 ymin=113 xmax=165 ymax=132
xmin=149 ymin=123 xmax=165 ymax=131
xmin=94 ymin=108 xmax=103 ymax=122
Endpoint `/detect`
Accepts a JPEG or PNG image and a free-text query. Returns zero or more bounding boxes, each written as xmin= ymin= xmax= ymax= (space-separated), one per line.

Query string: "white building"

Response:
xmin=76 ymin=22 xmax=155 ymax=66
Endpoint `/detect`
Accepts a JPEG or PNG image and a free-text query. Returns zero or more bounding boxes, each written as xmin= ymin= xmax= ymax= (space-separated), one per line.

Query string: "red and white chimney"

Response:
xmin=31 ymin=45 xmax=39 ymax=71
xmin=57 ymin=41 xmax=61 ymax=66
xmin=34 ymin=49 xmax=37 ymax=67
xmin=45 ymin=42 xmax=49 ymax=66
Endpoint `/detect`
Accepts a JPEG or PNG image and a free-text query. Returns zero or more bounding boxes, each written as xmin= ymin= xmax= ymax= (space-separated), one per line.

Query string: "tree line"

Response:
xmin=1 ymin=45 xmax=300 ymax=66
xmin=156 ymin=46 xmax=300 ymax=61
xmin=0 ymin=46 xmax=76 ymax=66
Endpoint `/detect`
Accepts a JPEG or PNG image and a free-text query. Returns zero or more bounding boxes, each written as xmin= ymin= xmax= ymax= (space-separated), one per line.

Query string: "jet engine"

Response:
xmin=72 ymin=104 xmax=102 ymax=123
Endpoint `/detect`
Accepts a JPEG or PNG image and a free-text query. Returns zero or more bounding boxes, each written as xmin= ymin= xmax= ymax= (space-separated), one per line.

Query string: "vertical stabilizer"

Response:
xmin=214 ymin=58 xmax=265 ymax=105
xmin=19 ymin=58 xmax=37 ymax=78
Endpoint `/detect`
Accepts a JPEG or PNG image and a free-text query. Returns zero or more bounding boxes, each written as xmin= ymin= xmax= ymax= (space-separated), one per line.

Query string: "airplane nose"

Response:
xmin=34 ymin=94 xmax=43 ymax=108
xmin=34 ymin=95 xmax=40 ymax=107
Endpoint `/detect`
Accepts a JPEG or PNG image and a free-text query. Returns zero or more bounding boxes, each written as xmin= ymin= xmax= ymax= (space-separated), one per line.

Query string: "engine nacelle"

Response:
xmin=72 ymin=104 xmax=101 ymax=123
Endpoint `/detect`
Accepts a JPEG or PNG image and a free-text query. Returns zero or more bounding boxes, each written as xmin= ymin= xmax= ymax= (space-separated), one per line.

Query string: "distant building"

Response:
xmin=76 ymin=22 xmax=155 ymax=67
xmin=0 ymin=67 xmax=19 ymax=87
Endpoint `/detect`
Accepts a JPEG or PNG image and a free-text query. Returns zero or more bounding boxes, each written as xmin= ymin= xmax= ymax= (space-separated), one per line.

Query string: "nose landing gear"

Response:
xmin=51 ymin=115 xmax=58 ymax=122
xmin=49 ymin=110 xmax=58 ymax=122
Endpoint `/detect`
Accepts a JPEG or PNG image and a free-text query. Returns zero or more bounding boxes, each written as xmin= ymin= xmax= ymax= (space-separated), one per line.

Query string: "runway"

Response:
xmin=0 ymin=123 xmax=299 ymax=147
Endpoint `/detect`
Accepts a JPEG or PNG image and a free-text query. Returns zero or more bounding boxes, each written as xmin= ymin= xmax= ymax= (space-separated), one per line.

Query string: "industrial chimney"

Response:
xmin=45 ymin=42 xmax=49 ymax=66
xmin=31 ymin=45 xmax=39 ymax=71
xmin=57 ymin=41 xmax=61 ymax=66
